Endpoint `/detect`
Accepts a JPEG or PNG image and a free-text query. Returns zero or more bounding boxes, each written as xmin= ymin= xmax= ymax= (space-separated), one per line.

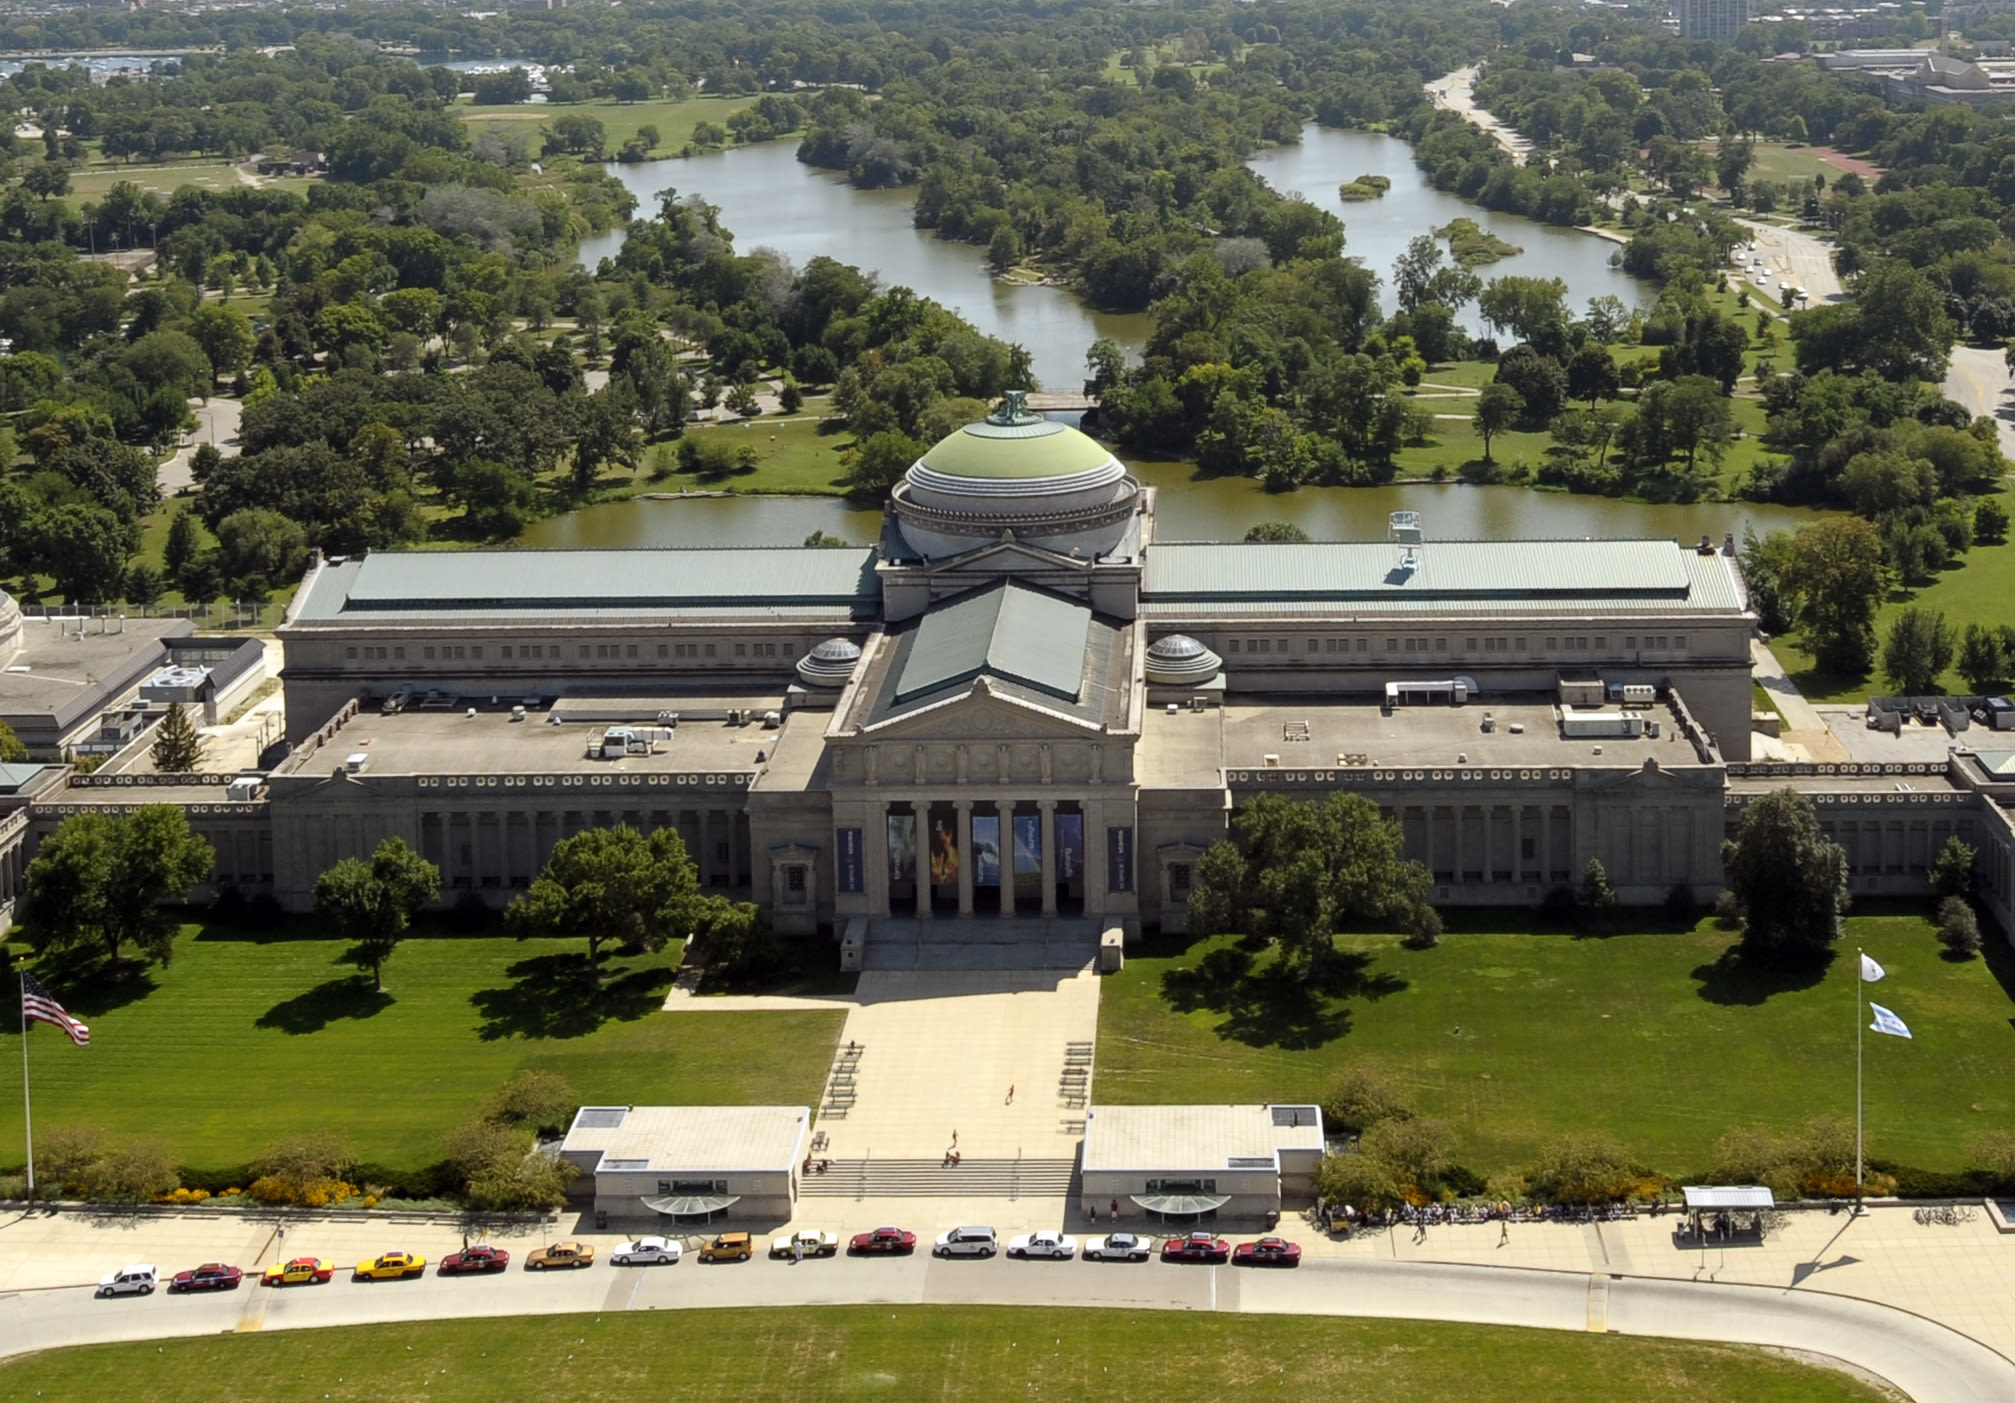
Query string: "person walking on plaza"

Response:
xmin=1006 ymin=1084 xmax=1014 ymax=1105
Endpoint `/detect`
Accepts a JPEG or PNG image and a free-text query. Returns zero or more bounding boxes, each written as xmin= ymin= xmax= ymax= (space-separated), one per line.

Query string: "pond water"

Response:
xmin=581 ymin=124 xmax=1650 ymax=385
xmin=515 ymin=466 xmax=1820 ymax=551
xmin=1246 ymin=124 xmax=1652 ymax=335
xmin=579 ymin=142 xmax=1151 ymax=391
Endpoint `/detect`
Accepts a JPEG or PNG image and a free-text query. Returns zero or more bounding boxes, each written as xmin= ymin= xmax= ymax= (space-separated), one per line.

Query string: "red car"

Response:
xmin=168 ymin=1263 xmax=243 ymax=1293
xmin=439 ymin=1245 xmax=511 ymax=1275
xmin=849 ymin=1226 xmax=917 ymax=1255
xmin=1232 ymin=1237 xmax=1302 ymax=1267
xmin=1160 ymin=1232 xmax=1230 ymax=1264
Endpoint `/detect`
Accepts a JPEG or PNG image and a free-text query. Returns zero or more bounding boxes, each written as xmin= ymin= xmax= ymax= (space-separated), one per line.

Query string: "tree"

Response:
xmin=27 ymin=502 xmax=130 ymax=602
xmin=1477 ymin=275 xmax=1568 ymax=345
xmin=1958 ymin=622 xmax=2009 ymax=693
xmin=1721 ymin=789 xmax=1850 ymax=966
xmin=1932 ymin=835 xmax=1976 ymax=902
xmin=187 ymin=304 xmax=253 ymax=384
xmin=213 ymin=508 xmax=307 ymax=598
xmin=313 ymin=837 xmax=441 ymax=990
xmin=1785 ymin=516 xmax=1887 ymax=674
xmin=1882 ymin=607 xmax=1954 ymax=694
xmin=1526 ymin=1131 xmax=1641 ymax=1205
xmin=1975 ymin=498 xmax=2009 ymax=545
xmin=1579 ymin=858 xmax=1617 ymax=916
xmin=1392 ymin=234 xmax=1480 ymax=315
xmin=571 ymin=385 xmax=639 ymax=492
xmin=0 ymin=718 xmax=29 ymax=762
xmin=1938 ymin=895 xmax=1982 ymax=959
xmin=844 ymin=428 xmax=925 ymax=498
xmin=1321 ymin=1064 xmax=1414 ymax=1134
xmin=1472 ymin=383 xmax=1523 ymax=464
xmin=1243 ymin=521 xmax=1311 ymax=543
xmin=24 ymin=806 xmax=215 ymax=973
xmin=1184 ymin=792 xmax=1433 ymax=975
xmin=441 ymin=1118 xmax=576 ymax=1210
xmin=148 ymin=703 xmax=205 ymax=772
xmin=486 ymin=1069 xmax=580 ymax=1137
xmin=1566 ymin=344 xmax=1620 ymax=407
xmin=1313 ymin=1148 xmax=1406 ymax=1215
xmin=507 ymin=825 xmax=704 ymax=983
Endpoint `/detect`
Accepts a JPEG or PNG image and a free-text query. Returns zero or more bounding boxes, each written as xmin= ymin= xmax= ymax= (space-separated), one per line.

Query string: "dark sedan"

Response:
xmin=168 ymin=1263 xmax=243 ymax=1293
xmin=1232 ymin=1237 xmax=1302 ymax=1267
xmin=1160 ymin=1232 xmax=1230 ymax=1264
xmin=849 ymin=1226 xmax=917 ymax=1255
xmin=439 ymin=1245 xmax=511 ymax=1274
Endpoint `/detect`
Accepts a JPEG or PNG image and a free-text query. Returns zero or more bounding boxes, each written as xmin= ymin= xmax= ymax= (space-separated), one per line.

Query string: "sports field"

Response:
xmin=1096 ymin=911 xmax=2015 ymax=1177
xmin=0 ymin=1306 xmax=1890 ymax=1403
xmin=0 ymin=927 xmax=844 ymax=1171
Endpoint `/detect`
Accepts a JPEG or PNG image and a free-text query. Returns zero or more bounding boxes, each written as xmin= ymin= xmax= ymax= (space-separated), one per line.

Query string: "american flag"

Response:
xmin=20 ymin=973 xmax=89 ymax=1047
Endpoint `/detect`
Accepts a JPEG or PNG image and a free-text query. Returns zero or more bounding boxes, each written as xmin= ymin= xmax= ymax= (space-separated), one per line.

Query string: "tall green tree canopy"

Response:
xmin=25 ymin=806 xmax=214 ymax=972
xmin=1721 ymin=789 xmax=1850 ymax=967
xmin=506 ymin=824 xmax=704 ymax=981
xmin=1186 ymin=792 xmax=1434 ymax=973
xmin=313 ymin=836 xmax=442 ymax=990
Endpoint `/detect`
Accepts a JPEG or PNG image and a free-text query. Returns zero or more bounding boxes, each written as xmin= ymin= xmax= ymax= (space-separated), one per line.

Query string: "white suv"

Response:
xmin=97 ymin=1265 xmax=157 ymax=1297
xmin=933 ymin=1226 xmax=998 ymax=1257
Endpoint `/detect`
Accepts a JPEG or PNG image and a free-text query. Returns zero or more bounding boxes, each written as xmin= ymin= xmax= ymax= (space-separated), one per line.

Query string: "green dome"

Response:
xmin=916 ymin=393 xmax=1115 ymax=480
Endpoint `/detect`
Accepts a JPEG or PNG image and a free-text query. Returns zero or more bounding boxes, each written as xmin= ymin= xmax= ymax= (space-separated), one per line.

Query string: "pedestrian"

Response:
xmin=1006 ymin=1084 xmax=1014 ymax=1105
xmin=1089 ymin=1204 xmax=1097 ymax=1223
xmin=1499 ymin=1218 xmax=1509 ymax=1247
xmin=952 ymin=1129 xmax=958 ymax=1146
xmin=793 ymin=1238 xmax=803 ymax=1265
xmin=1110 ymin=1199 xmax=1119 ymax=1219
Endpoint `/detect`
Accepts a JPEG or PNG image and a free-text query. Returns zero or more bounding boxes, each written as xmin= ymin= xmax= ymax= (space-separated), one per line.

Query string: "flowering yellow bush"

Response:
xmin=151 ymin=1187 xmax=212 ymax=1204
xmin=247 ymin=1176 xmax=357 ymax=1207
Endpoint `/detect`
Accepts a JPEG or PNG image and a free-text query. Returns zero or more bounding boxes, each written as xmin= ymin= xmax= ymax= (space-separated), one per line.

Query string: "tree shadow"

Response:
xmin=470 ymin=951 xmax=676 ymax=1041
xmin=256 ymin=977 xmax=394 ymax=1035
xmin=1691 ymin=945 xmax=1835 ymax=1006
xmin=1159 ymin=945 xmax=1405 ymax=1052
xmin=22 ymin=949 xmax=160 ymax=1019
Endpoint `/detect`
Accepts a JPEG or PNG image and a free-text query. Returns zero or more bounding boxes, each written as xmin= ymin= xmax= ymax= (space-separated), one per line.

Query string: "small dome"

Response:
xmin=797 ymin=636 xmax=862 ymax=688
xmin=1145 ymin=634 xmax=1222 ymax=686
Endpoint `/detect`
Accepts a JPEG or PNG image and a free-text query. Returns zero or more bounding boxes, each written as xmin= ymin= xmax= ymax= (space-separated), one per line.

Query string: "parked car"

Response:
xmin=1006 ymin=1230 xmax=1077 ymax=1259
xmin=1160 ymin=1232 xmax=1230 ymax=1264
xmin=1081 ymin=1232 xmax=1151 ymax=1262
xmin=261 ymin=1257 xmax=334 ymax=1286
xmin=1232 ymin=1237 xmax=1302 ymax=1267
xmin=439 ymin=1245 xmax=510 ymax=1274
xmin=612 ymin=1237 xmax=682 ymax=1266
xmin=934 ymin=1226 xmax=998 ymax=1257
xmin=353 ymin=1251 xmax=427 ymax=1281
xmin=849 ymin=1226 xmax=917 ymax=1255
xmin=526 ymin=1241 xmax=595 ymax=1270
xmin=699 ymin=1232 xmax=754 ymax=1263
xmin=96 ymin=1265 xmax=157 ymax=1298
xmin=770 ymin=1229 xmax=840 ymax=1259
xmin=168 ymin=1263 xmax=242 ymax=1293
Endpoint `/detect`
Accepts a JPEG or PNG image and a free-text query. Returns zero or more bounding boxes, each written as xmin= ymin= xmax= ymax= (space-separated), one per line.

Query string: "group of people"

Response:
xmin=801 ymin=1157 xmax=834 ymax=1175
xmin=1320 ymin=1199 xmax=1535 ymax=1234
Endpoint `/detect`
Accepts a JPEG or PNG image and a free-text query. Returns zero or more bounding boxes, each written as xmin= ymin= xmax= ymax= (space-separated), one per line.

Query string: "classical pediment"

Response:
xmin=857 ymin=678 xmax=1105 ymax=741
xmin=1585 ymin=755 xmax=1718 ymax=793
xmin=912 ymin=536 xmax=1100 ymax=577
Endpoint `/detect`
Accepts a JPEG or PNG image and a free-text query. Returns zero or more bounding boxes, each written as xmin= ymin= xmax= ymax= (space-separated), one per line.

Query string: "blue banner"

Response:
xmin=971 ymin=815 xmax=1001 ymax=888
xmin=837 ymin=827 xmax=863 ymax=893
xmin=1013 ymin=814 xmax=1042 ymax=875
xmin=1107 ymin=825 xmax=1133 ymax=893
xmin=1056 ymin=813 xmax=1083 ymax=883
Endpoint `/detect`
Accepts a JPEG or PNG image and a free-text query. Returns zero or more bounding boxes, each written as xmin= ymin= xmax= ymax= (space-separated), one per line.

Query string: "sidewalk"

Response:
xmin=1751 ymin=637 xmax=1850 ymax=762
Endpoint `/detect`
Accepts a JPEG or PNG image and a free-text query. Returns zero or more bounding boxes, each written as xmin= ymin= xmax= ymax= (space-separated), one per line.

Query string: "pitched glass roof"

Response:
xmin=894 ymin=582 xmax=1090 ymax=704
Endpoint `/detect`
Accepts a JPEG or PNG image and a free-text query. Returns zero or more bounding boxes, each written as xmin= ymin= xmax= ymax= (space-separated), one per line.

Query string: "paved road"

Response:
xmin=1943 ymin=345 xmax=2015 ymax=461
xmin=157 ymin=396 xmax=242 ymax=497
xmin=8 ymin=1229 xmax=2013 ymax=1400
xmin=1425 ymin=65 xmax=1530 ymax=161
xmin=1735 ymin=219 xmax=1845 ymax=303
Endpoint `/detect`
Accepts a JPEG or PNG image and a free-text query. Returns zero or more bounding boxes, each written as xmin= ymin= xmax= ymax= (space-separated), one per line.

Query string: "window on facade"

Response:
xmin=501 ymin=646 xmax=513 ymax=661
xmin=784 ymin=865 xmax=807 ymax=904
xmin=530 ymin=645 xmax=543 ymax=660
xmin=346 ymin=647 xmax=358 ymax=660
xmin=455 ymin=646 xmax=467 ymax=660
xmin=704 ymin=643 xmax=716 ymax=658
xmin=1545 ymin=638 xmax=1557 ymax=651
xmin=626 ymin=644 xmax=638 ymax=659
xmin=1465 ymin=638 xmax=1477 ymax=652
xmin=1276 ymin=638 xmax=1288 ymax=654
xmin=735 ymin=643 xmax=747 ymax=658
xmin=1674 ymin=635 xmax=1686 ymax=650
xmin=1170 ymin=863 xmax=1193 ymax=899
xmin=1433 ymin=638 xmax=1447 ymax=652
xmin=1625 ymin=636 xmax=1636 ymax=650
xmin=470 ymin=646 xmax=481 ymax=660
xmin=1515 ymin=637 xmax=1526 ymax=652
xmin=657 ymin=644 xmax=668 ymax=658
xmin=1386 ymin=638 xmax=1398 ymax=653
xmin=393 ymin=647 xmax=404 ymax=660
xmin=1227 ymin=639 xmax=1239 ymax=653
xmin=1357 ymin=638 xmax=1368 ymax=653
xmin=424 ymin=646 xmax=435 ymax=660
xmin=579 ymin=645 xmax=591 ymax=659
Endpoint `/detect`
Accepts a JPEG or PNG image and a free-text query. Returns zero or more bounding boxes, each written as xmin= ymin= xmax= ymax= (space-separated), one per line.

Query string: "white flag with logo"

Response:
xmin=1869 ymin=1002 xmax=1912 ymax=1039
xmin=1860 ymin=953 xmax=1885 ymax=983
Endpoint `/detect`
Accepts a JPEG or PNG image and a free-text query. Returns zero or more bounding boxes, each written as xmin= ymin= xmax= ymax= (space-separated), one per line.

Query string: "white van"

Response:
xmin=97 ymin=1265 xmax=157 ymax=1297
xmin=933 ymin=1226 xmax=998 ymax=1258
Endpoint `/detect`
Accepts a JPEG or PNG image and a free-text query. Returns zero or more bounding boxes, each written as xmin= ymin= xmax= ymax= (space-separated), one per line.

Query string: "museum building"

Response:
xmin=4 ymin=395 xmax=2012 ymax=948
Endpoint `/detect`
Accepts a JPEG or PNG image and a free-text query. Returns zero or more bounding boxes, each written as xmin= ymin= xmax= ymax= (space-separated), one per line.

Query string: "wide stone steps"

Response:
xmin=799 ymin=1157 xmax=1078 ymax=1199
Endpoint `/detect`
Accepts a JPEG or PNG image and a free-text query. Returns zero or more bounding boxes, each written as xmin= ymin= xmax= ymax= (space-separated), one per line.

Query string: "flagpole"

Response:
xmin=17 ymin=968 xmax=31 ymax=1204
xmin=1855 ymin=946 xmax=1865 ymax=1216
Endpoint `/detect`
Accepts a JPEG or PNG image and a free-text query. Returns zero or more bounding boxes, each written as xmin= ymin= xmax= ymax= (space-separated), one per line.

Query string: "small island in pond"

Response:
xmin=1435 ymin=216 xmax=1524 ymax=266
xmin=1337 ymin=172 xmax=1392 ymax=201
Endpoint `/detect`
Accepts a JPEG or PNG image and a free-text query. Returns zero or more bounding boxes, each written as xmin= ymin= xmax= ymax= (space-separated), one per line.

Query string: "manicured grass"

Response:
xmin=1772 ymin=488 xmax=2015 ymax=703
xmin=1096 ymin=912 xmax=2015 ymax=1178
xmin=65 ymin=160 xmax=318 ymax=202
xmin=0 ymin=1306 xmax=1890 ymax=1403
xmin=641 ymin=411 xmax=857 ymax=496
xmin=1740 ymin=142 xmax=1847 ymax=188
xmin=0 ymin=926 xmax=844 ymax=1171
xmin=457 ymin=95 xmax=753 ymax=154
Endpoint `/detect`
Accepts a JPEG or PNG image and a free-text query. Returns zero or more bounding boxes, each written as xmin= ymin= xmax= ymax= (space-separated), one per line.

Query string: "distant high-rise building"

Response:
xmin=1677 ymin=0 xmax=1749 ymax=42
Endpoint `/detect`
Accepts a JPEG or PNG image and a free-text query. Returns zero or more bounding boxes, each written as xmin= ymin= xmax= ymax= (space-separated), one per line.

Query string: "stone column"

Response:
xmin=868 ymin=799 xmax=891 ymax=916
xmin=1038 ymin=799 xmax=1058 ymax=917
xmin=1513 ymin=807 xmax=1525 ymax=882
xmin=954 ymin=798 xmax=974 ymax=917
xmin=998 ymin=798 xmax=1017 ymax=917
xmin=1453 ymin=805 xmax=1466 ymax=883
xmin=914 ymin=804 xmax=932 ymax=918
xmin=698 ymin=810 xmax=715 ymax=888
xmin=1421 ymin=806 xmax=1435 ymax=878
xmin=1542 ymin=804 xmax=1555 ymax=883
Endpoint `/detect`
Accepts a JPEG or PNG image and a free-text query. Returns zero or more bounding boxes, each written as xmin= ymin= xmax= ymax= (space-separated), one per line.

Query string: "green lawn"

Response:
xmin=1770 ymin=488 xmax=2015 ymax=703
xmin=643 ymin=411 xmax=858 ymax=496
xmin=0 ymin=1307 xmax=1889 ymax=1403
xmin=458 ymin=94 xmax=754 ymax=154
xmin=1740 ymin=142 xmax=1849 ymax=188
xmin=0 ymin=926 xmax=844 ymax=1172
xmin=1096 ymin=912 xmax=2015 ymax=1179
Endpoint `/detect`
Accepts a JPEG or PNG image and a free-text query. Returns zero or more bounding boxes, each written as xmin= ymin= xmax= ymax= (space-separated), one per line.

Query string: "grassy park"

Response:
xmin=0 ymin=926 xmax=843 ymax=1172
xmin=0 ymin=1307 xmax=1891 ymax=1403
xmin=457 ymin=94 xmax=753 ymax=154
xmin=1096 ymin=911 xmax=2015 ymax=1179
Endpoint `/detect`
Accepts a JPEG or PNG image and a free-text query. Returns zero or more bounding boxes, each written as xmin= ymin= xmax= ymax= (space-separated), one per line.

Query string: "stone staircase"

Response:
xmin=863 ymin=917 xmax=1101 ymax=971
xmin=799 ymin=1156 xmax=1078 ymax=1200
